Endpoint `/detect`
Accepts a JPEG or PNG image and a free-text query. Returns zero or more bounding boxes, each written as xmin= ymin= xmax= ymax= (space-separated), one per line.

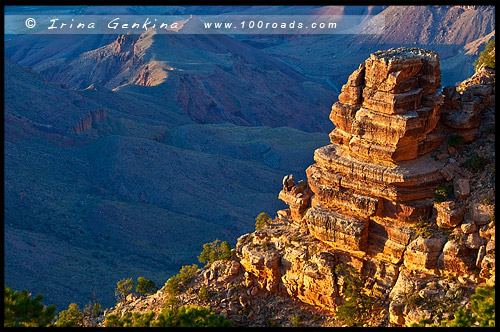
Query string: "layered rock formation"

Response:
xmin=283 ymin=48 xmax=446 ymax=263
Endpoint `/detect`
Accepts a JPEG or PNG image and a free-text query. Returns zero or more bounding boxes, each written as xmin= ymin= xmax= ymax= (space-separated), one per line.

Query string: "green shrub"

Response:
xmin=164 ymin=296 xmax=180 ymax=310
xmin=4 ymin=286 xmax=57 ymax=327
xmin=164 ymin=264 xmax=199 ymax=296
xmin=155 ymin=305 xmax=235 ymax=327
xmin=290 ymin=313 xmax=303 ymax=327
xmin=334 ymin=264 xmax=376 ymax=327
xmin=413 ymin=216 xmax=433 ymax=239
xmin=434 ymin=183 xmax=453 ymax=203
xmin=447 ymin=135 xmax=465 ymax=148
xmin=255 ymin=212 xmax=271 ymax=231
xmin=198 ymin=286 xmax=209 ymax=301
xmin=104 ymin=305 xmax=235 ymax=327
xmin=104 ymin=311 xmax=156 ymax=327
xmin=198 ymin=239 xmax=233 ymax=266
xmin=136 ymin=277 xmax=158 ymax=296
xmin=56 ymin=303 xmax=84 ymax=327
xmin=466 ymin=153 xmax=489 ymax=172
xmin=474 ymin=39 xmax=495 ymax=70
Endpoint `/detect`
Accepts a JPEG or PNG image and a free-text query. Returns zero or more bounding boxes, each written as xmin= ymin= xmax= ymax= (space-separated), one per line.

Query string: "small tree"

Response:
xmin=56 ymin=303 xmax=84 ymax=327
xmin=474 ymin=39 xmax=495 ymax=70
xmin=136 ymin=277 xmax=158 ymax=296
xmin=115 ymin=278 xmax=134 ymax=303
xmin=334 ymin=264 xmax=376 ymax=327
xmin=198 ymin=240 xmax=233 ymax=266
xmin=466 ymin=153 xmax=489 ymax=172
xmin=255 ymin=212 xmax=271 ymax=231
xmin=4 ymin=287 xmax=57 ymax=327
xmin=164 ymin=264 xmax=199 ymax=296
xmin=198 ymin=286 xmax=209 ymax=302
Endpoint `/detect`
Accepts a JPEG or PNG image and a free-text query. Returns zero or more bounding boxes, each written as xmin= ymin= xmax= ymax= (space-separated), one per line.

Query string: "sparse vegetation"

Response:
xmin=410 ymin=285 xmax=495 ymax=327
xmin=198 ymin=286 xmax=209 ymax=302
xmin=447 ymin=135 xmax=465 ymax=148
xmin=56 ymin=303 xmax=84 ymax=327
xmin=438 ymin=226 xmax=453 ymax=239
xmin=265 ymin=318 xmax=279 ymax=327
xmin=466 ymin=153 xmax=489 ymax=172
xmin=482 ymin=124 xmax=495 ymax=135
xmin=434 ymin=183 xmax=453 ymax=203
xmin=474 ymin=39 xmax=495 ymax=70
xmin=255 ymin=212 xmax=271 ymax=231
xmin=413 ymin=216 xmax=433 ymax=239
xmin=198 ymin=239 xmax=233 ymax=266
xmin=164 ymin=295 xmax=180 ymax=310
xmin=104 ymin=305 xmax=235 ymax=327
xmin=82 ymin=298 xmax=103 ymax=327
xmin=238 ymin=234 xmax=252 ymax=246
xmin=290 ymin=313 xmax=303 ymax=327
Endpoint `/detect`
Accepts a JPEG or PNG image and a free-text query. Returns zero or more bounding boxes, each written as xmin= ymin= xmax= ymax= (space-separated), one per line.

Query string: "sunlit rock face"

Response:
xmin=301 ymin=48 xmax=446 ymax=262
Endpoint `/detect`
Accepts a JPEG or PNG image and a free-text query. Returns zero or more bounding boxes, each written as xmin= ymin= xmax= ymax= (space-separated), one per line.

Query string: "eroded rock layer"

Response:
xmin=296 ymin=48 xmax=447 ymax=261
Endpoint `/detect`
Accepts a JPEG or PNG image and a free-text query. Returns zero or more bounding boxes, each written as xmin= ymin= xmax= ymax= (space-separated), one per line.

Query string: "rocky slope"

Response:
xmin=105 ymin=47 xmax=495 ymax=327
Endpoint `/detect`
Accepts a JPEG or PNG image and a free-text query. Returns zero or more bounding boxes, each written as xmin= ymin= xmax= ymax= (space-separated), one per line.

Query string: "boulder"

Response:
xmin=435 ymin=201 xmax=466 ymax=228
xmin=470 ymin=203 xmax=495 ymax=225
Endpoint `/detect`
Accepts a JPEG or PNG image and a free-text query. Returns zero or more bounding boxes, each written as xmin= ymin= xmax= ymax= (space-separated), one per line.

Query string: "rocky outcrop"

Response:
xmin=301 ymin=48 xmax=447 ymax=268
xmin=71 ymin=108 xmax=107 ymax=134
xmin=278 ymin=174 xmax=313 ymax=225
xmin=441 ymin=65 xmax=495 ymax=142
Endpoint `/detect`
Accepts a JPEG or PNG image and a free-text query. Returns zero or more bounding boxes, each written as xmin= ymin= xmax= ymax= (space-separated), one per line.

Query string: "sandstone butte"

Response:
xmin=105 ymin=47 xmax=495 ymax=327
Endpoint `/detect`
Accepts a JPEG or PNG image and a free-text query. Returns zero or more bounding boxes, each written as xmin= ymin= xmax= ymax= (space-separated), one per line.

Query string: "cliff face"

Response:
xmin=103 ymin=48 xmax=495 ymax=327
